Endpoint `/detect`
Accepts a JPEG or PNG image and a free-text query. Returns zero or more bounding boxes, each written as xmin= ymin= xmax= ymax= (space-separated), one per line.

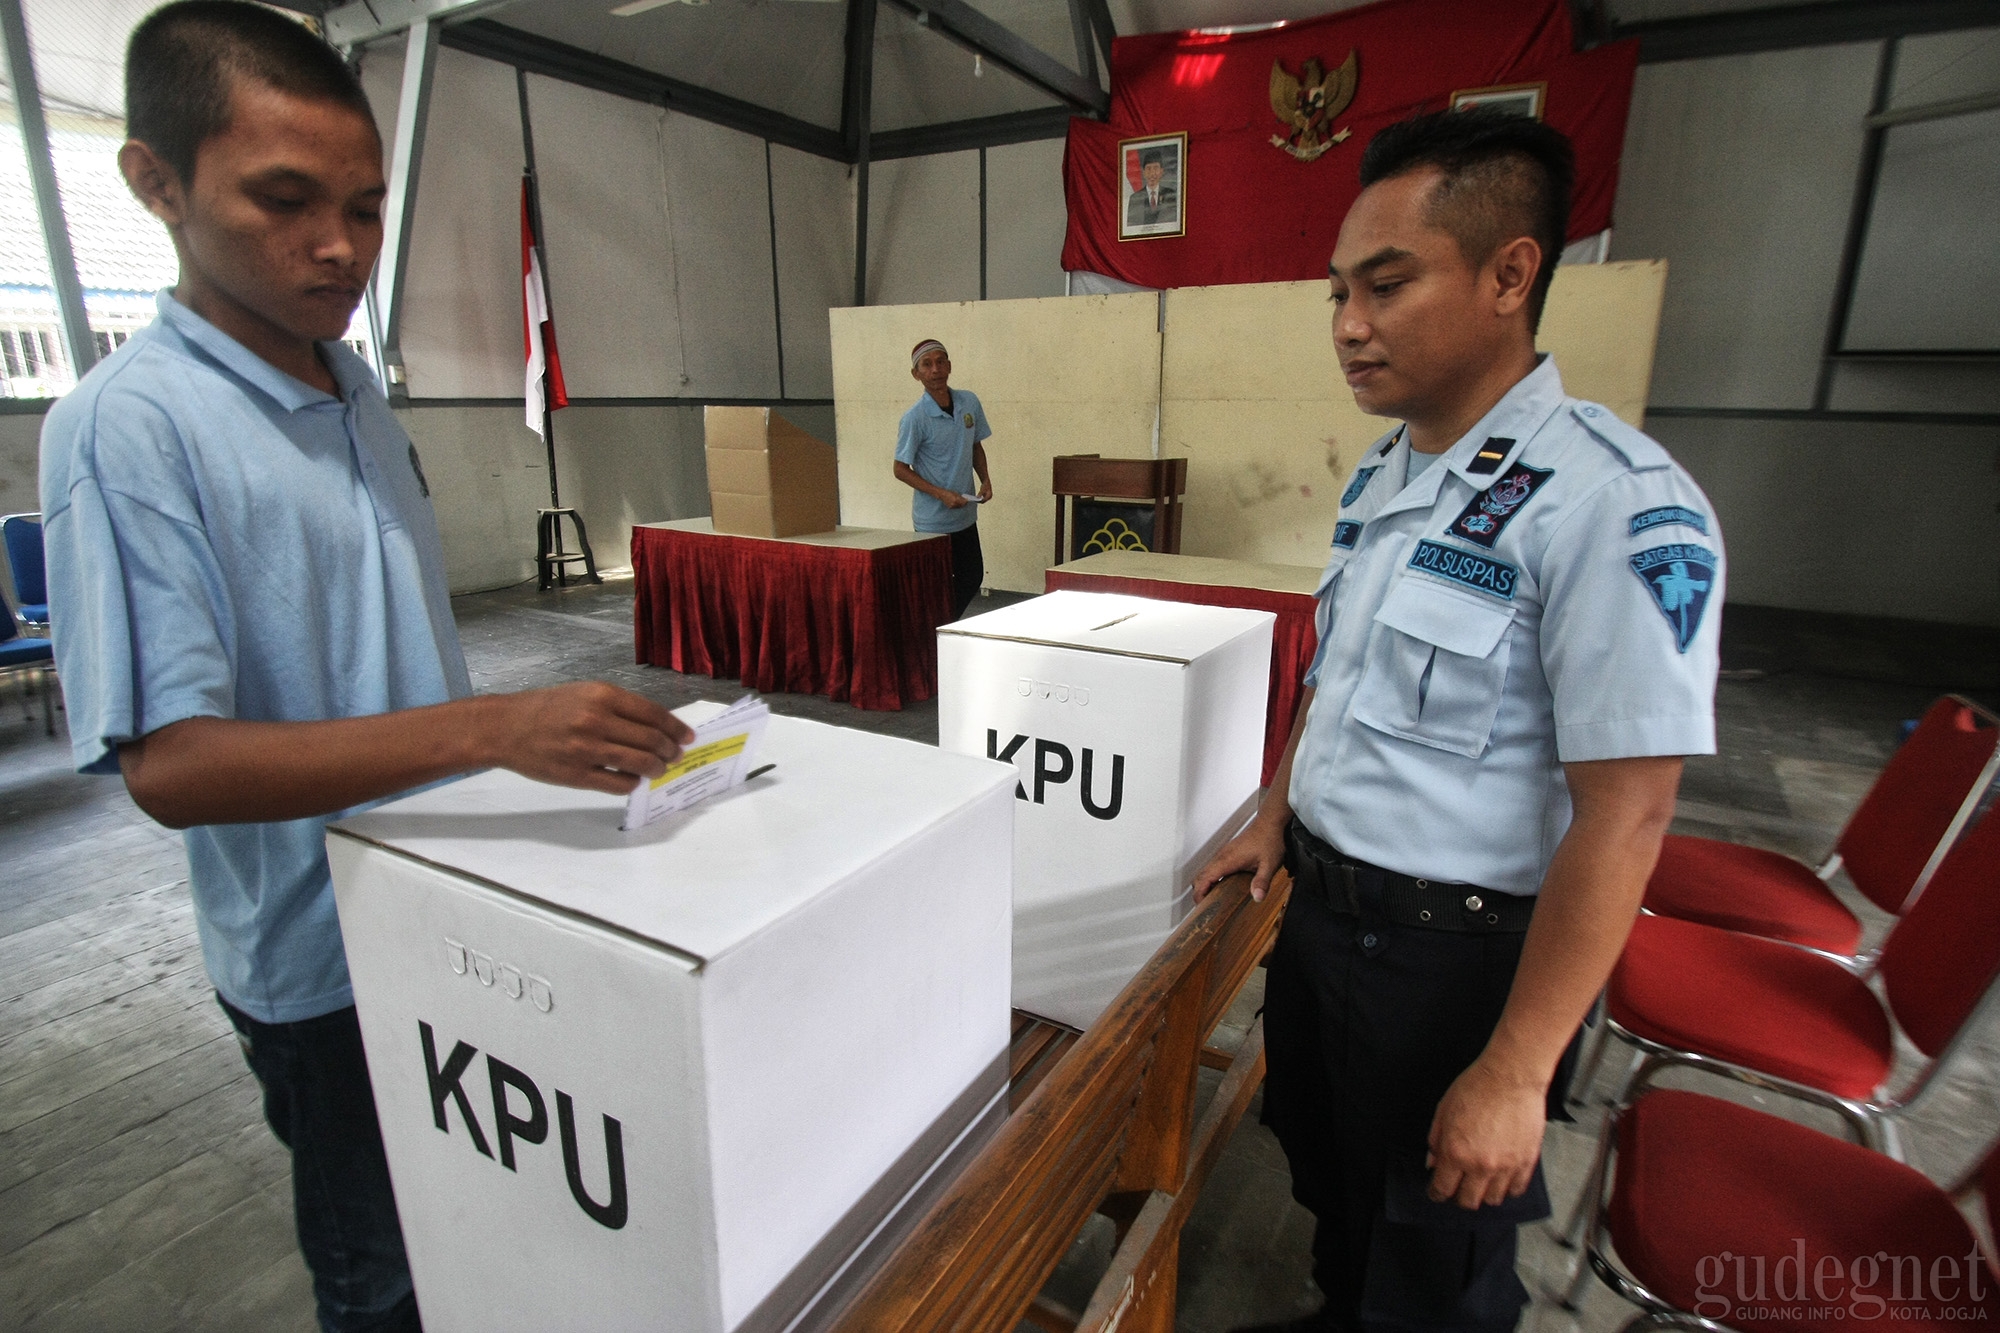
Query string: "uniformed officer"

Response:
xmin=894 ymin=339 xmax=994 ymax=620
xmin=1194 ymin=109 xmax=1722 ymax=1333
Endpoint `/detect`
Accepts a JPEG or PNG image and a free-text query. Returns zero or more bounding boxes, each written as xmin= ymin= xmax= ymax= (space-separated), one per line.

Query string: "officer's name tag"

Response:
xmin=1407 ymin=539 xmax=1518 ymax=600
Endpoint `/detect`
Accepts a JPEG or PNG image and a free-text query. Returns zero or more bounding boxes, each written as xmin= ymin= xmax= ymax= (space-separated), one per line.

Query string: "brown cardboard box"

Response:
xmin=704 ymin=406 xmax=841 ymax=538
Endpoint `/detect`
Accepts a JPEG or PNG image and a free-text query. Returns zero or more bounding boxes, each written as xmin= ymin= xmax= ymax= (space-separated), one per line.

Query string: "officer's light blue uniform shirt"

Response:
xmin=895 ymin=388 xmax=990 ymax=534
xmin=1291 ymin=357 xmax=1722 ymax=895
xmin=41 ymin=291 xmax=472 ymax=1024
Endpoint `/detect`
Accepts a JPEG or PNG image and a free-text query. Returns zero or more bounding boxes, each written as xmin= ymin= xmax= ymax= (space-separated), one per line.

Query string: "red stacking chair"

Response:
xmin=1565 ymin=1086 xmax=2000 ymax=1333
xmin=1558 ymin=793 xmax=2000 ymax=1253
xmin=1644 ymin=695 xmax=2000 ymax=961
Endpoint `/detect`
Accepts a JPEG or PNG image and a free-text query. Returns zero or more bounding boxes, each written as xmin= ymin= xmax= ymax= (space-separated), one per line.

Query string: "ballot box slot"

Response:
xmin=934 ymin=628 xmax=1196 ymax=666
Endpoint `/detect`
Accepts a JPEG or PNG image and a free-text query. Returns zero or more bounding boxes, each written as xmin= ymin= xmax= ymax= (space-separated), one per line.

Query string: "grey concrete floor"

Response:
xmin=1 ymin=576 xmax=1995 ymax=1332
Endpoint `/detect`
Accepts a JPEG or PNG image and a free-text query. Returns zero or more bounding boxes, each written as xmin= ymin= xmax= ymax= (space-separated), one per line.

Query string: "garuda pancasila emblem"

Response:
xmin=1269 ymin=50 xmax=1359 ymax=162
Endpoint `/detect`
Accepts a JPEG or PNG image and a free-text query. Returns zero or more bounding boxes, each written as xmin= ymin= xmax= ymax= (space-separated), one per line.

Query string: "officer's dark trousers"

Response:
xmin=1262 ymin=883 xmax=1575 ymax=1333
xmin=948 ymin=523 xmax=984 ymax=620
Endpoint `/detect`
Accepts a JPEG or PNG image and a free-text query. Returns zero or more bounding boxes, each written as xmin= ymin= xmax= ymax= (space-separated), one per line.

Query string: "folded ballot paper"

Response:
xmin=623 ymin=695 xmax=771 ymax=831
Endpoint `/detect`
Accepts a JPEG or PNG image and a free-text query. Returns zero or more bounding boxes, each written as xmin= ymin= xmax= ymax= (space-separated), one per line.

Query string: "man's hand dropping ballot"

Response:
xmin=624 ymin=695 xmax=772 ymax=830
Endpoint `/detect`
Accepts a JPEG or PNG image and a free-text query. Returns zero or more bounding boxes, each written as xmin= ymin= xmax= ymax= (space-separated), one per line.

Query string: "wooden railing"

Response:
xmin=828 ymin=870 xmax=1291 ymax=1333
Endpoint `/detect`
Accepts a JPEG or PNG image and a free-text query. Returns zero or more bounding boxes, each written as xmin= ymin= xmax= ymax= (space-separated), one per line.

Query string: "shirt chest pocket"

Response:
xmin=1349 ymin=577 xmax=1517 ymax=758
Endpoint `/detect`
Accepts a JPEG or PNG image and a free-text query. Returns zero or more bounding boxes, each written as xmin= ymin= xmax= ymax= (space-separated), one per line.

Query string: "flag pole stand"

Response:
xmin=520 ymin=69 xmax=597 ymax=593
xmin=534 ymin=399 xmax=600 ymax=592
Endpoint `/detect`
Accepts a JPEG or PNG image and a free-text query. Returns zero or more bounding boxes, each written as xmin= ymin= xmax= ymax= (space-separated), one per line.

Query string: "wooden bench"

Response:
xmin=828 ymin=870 xmax=1292 ymax=1333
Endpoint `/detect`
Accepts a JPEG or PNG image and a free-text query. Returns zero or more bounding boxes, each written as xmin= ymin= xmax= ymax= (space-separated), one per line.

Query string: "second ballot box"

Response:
xmin=326 ymin=708 xmax=1015 ymax=1332
xmin=937 ymin=591 xmax=1273 ymax=1029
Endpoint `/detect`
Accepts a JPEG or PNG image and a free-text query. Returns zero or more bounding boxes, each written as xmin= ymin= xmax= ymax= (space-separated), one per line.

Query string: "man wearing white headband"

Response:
xmin=894 ymin=339 xmax=994 ymax=619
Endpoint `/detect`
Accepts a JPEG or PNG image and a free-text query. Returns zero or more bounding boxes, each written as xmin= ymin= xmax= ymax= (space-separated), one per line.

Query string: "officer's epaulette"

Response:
xmin=1569 ymin=402 xmax=1672 ymax=472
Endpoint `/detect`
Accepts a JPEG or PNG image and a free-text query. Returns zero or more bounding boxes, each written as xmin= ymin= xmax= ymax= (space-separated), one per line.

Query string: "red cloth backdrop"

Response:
xmin=1044 ymin=569 xmax=1318 ymax=788
xmin=633 ymin=526 xmax=954 ymax=712
xmin=1061 ymin=0 xmax=1637 ymax=290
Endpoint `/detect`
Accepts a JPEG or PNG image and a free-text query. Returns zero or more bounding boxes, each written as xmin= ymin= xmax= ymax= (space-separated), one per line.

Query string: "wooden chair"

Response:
xmin=828 ymin=870 xmax=1290 ymax=1333
xmin=1052 ymin=456 xmax=1188 ymax=564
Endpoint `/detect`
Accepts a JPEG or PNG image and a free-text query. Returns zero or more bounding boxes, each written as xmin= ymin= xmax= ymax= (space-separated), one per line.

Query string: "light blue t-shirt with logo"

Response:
xmin=895 ymin=388 xmax=991 ymax=534
xmin=40 ymin=291 xmax=471 ymax=1024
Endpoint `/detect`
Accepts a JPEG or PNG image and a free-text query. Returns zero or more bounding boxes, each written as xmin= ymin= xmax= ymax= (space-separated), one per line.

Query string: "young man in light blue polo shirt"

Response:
xmin=893 ymin=339 xmax=993 ymax=619
xmin=41 ymin=7 xmax=691 ymax=1329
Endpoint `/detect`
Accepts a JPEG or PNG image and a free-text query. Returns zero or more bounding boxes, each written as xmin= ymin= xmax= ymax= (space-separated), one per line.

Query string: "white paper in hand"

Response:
xmin=622 ymin=695 xmax=771 ymax=830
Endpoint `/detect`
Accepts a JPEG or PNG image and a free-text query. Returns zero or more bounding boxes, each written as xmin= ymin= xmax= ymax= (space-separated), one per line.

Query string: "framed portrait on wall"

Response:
xmin=1450 ymin=82 xmax=1547 ymax=120
xmin=1118 ymin=132 xmax=1187 ymax=240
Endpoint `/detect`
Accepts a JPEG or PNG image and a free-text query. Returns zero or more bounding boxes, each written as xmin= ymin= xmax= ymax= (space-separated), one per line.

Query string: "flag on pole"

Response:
xmin=522 ymin=177 xmax=568 ymax=436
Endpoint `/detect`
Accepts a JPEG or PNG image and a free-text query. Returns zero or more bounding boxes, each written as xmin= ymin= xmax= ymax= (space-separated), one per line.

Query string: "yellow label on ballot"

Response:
xmin=652 ymin=733 xmax=750 ymax=788
xmin=624 ymin=696 xmax=771 ymax=830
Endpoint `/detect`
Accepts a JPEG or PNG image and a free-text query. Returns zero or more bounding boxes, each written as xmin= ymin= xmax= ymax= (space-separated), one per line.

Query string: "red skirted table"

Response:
xmin=1046 ymin=551 xmax=1322 ymax=786
xmin=633 ymin=519 xmax=953 ymax=711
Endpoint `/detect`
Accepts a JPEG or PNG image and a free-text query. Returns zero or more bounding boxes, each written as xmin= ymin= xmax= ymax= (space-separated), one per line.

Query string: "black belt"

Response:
xmin=1286 ymin=818 xmax=1535 ymax=934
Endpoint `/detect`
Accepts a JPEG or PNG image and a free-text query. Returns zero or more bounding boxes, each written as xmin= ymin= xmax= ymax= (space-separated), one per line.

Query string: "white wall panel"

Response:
xmin=659 ymin=114 xmax=782 ymax=399
xmin=551 ymin=405 xmax=712 ymax=572
xmin=362 ymin=47 xmax=524 ymax=399
xmin=1610 ymin=43 xmax=1880 ymax=409
xmin=1658 ymin=417 xmax=2000 ymax=626
xmin=526 ymin=74 xmax=683 ymax=398
xmin=866 ymin=152 xmax=981 ymax=308
xmin=395 ymin=406 xmax=548 ymax=593
xmin=984 ymin=139 xmax=1069 ymax=300
xmin=769 ymin=147 xmax=852 ymax=400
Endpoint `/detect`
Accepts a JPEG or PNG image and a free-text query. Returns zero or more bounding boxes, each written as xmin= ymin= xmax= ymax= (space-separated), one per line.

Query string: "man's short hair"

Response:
xmin=1358 ymin=108 xmax=1574 ymax=330
xmin=126 ymin=1 xmax=376 ymax=185
xmin=1141 ymin=149 xmax=1163 ymax=168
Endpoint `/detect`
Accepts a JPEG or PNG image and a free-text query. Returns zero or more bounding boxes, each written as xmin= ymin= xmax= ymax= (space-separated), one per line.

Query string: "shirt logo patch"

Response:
xmin=1341 ymin=466 xmax=1381 ymax=507
xmin=1445 ymin=462 xmax=1552 ymax=549
xmin=1332 ymin=520 xmax=1361 ymax=549
xmin=1408 ymin=539 xmax=1518 ymax=601
xmin=1464 ymin=437 xmax=1516 ymax=476
xmin=963 ymin=412 xmax=975 ymax=428
xmin=1630 ymin=505 xmax=1709 ymax=537
xmin=1630 ymin=543 xmax=1717 ymax=653
xmin=408 ymin=444 xmax=430 ymax=497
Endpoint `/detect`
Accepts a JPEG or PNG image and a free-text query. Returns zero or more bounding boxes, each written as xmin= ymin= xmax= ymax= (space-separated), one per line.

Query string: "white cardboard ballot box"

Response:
xmin=937 ymin=591 xmax=1274 ymax=1030
xmin=326 ymin=709 xmax=1015 ymax=1333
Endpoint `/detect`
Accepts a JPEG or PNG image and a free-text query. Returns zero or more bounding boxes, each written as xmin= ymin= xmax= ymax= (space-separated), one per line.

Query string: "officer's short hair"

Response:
xmin=127 ymin=1 xmax=376 ymax=186
xmin=1359 ymin=108 xmax=1574 ymax=331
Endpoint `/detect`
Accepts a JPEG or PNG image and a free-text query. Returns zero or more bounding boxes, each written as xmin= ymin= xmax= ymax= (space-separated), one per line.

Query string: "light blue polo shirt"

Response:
xmin=895 ymin=388 xmax=990 ymax=534
xmin=41 ymin=291 xmax=471 ymax=1024
xmin=1292 ymin=357 xmax=1722 ymax=894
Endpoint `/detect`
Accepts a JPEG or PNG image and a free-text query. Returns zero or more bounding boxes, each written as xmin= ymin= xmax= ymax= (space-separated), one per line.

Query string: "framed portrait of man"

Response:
xmin=1450 ymin=82 xmax=1547 ymax=120
xmin=1118 ymin=132 xmax=1186 ymax=240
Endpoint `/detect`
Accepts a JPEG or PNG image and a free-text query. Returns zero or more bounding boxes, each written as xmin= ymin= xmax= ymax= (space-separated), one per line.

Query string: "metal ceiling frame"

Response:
xmin=325 ymin=0 xmax=517 ymax=47
xmin=884 ymin=0 xmax=1107 ymax=116
xmin=0 ymin=0 xmax=96 ymax=380
xmin=1603 ymin=0 xmax=2000 ymax=63
xmin=374 ymin=18 xmax=441 ymax=398
xmin=355 ymin=1 xmax=1103 ymax=165
xmin=846 ymin=0 xmax=879 ymax=306
xmin=442 ymin=18 xmax=845 ymax=159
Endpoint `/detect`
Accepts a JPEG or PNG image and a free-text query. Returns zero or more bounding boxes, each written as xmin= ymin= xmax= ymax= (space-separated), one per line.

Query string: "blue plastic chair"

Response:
xmin=2 ymin=513 xmax=47 ymax=628
xmin=0 ymin=601 xmax=55 ymax=734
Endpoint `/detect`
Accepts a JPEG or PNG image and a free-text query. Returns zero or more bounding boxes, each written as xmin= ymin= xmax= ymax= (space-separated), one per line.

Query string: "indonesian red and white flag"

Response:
xmin=521 ymin=178 xmax=568 ymax=435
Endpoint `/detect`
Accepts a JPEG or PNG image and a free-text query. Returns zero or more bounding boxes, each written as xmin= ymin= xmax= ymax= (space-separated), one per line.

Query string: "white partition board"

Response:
xmin=830 ymin=292 xmax=1163 ymax=594
xmin=832 ymin=263 xmax=1665 ymax=581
